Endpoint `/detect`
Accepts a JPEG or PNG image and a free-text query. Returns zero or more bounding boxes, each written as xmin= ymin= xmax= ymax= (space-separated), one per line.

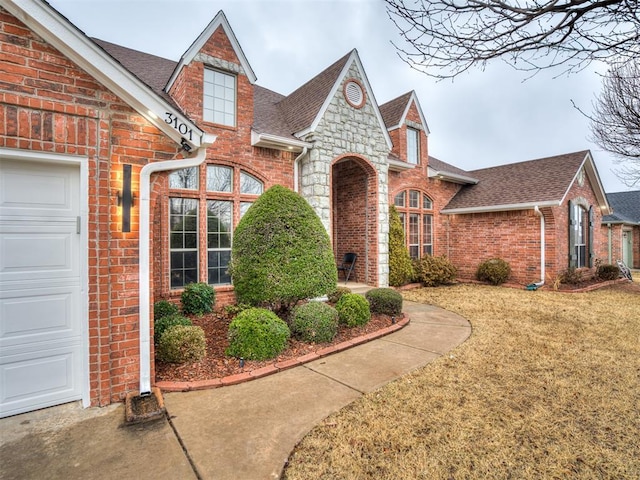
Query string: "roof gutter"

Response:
xmin=530 ymin=206 xmax=546 ymax=289
xmin=138 ymin=136 xmax=215 ymax=395
xmin=442 ymin=200 xmax=559 ymax=215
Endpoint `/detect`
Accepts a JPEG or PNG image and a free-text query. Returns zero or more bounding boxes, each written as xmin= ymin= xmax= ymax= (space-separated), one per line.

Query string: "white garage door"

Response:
xmin=0 ymin=158 xmax=84 ymax=418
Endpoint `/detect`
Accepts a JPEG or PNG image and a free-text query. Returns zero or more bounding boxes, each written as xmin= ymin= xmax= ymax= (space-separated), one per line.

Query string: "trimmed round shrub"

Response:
xmin=327 ymin=287 xmax=351 ymax=304
xmin=414 ymin=255 xmax=458 ymax=287
xmin=154 ymin=314 xmax=192 ymax=344
xmin=226 ymin=308 xmax=290 ymax=360
xmin=596 ymin=263 xmax=620 ymax=281
xmin=290 ymin=302 xmax=339 ymax=343
xmin=156 ymin=325 xmax=206 ymax=364
xmin=153 ymin=299 xmax=179 ymax=320
xmin=365 ymin=288 xmax=403 ymax=315
xmin=229 ymin=185 xmax=337 ymax=312
xmin=335 ymin=293 xmax=371 ymax=327
xmin=181 ymin=282 xmax=215 ymax=316
xmin=476 ymin=258 xmax=511 ymax=285
xmin=389 ymin=205 xmax=414 ymax=286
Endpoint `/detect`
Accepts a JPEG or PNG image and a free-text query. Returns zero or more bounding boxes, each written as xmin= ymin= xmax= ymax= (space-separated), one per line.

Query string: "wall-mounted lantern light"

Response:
xmin=117 ymin=164 xmax=135 ymax=232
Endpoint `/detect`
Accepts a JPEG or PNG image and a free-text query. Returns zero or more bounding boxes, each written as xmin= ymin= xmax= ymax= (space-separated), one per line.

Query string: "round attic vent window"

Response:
xmin=344 ymin=80 xmax=365 ymax=108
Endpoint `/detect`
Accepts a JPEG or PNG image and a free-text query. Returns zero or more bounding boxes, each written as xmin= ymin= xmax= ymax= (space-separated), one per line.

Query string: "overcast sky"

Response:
xmin=48 ymin=0 xmax=632 ymax=193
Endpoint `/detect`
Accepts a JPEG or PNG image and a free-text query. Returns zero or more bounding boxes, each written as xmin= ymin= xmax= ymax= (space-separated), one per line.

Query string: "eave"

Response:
xmin=250 ymin=131 xmax=312 ymax=153
xmin=428 ymin=167 xmax=479 ymax=185
xmin=441 ymin=200 xmax=560 ymax=215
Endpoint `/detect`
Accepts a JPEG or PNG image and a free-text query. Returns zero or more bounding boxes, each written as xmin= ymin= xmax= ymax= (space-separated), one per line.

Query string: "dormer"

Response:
xmin=380 ymin=91 xmax=430 ymax=172
xmin=166 ymin=11 xmax=256 ymax=131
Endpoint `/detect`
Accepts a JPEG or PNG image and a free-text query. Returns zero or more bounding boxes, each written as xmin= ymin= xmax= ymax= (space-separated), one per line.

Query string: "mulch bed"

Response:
xmin=155 ymin=311 xmax=401 ymax=383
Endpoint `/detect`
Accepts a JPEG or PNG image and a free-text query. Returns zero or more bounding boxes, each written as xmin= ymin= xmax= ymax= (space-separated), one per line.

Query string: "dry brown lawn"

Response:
xmin=283 ymin=284 xmax=640 ymax=479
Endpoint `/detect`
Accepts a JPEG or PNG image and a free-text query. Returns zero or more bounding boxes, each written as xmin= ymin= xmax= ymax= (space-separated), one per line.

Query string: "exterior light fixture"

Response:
xmin=117 ymin=164 xmax=135 ymax=232
xmin=239 ymin=357 xmax=245 ymax=368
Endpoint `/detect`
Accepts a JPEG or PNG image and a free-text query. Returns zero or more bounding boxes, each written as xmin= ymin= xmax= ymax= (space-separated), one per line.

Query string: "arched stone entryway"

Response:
xmin=331 ymin=155 xmax=379 ymax=285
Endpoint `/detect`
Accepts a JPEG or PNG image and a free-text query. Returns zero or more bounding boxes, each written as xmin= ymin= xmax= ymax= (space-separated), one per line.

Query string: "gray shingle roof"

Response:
xmin=443 ymin=151 xmax=589 ymax=211
xmin=603 ymin=191 xmax=640 ymax=224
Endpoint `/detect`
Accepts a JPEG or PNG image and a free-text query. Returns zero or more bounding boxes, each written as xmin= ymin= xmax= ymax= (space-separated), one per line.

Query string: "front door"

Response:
xmin=622 ymin=230 xmax=633 ymax=267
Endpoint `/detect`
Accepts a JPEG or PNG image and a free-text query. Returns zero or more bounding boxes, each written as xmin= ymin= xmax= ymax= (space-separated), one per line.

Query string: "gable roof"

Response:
xmin=166 ymin=10 xmax=257 ymax=91
xmin=379 ymin=91 xmax=430 ymax=134
xmin=442 ymin=151 xmax=610 ymax=214
xmin=428 ymin=156 xmax=478 ymax=185
xmin=276 ymin=52 xmax=352 ymax=136
xmin=277 ymin=50 xmax=392 ymax=149
xmin=4 ymin=0 xmax=209 ymax=149
xmin=603 ymin=191 xmax=640 ymax=225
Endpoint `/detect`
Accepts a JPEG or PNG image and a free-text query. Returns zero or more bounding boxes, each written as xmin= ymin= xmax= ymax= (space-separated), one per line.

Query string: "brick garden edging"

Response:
xmin=156 ymin=316 xmax=411 ymax=392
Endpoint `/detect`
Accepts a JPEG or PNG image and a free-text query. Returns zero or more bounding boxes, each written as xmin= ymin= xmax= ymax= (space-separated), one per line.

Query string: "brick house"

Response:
xmin=602 ymin=191 xmax=640 ymax=269
xmin=0 ymin=2 xmax=613 ymax=417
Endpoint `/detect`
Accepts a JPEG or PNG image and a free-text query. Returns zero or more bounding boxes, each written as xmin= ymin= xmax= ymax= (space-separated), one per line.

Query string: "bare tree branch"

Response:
xmin=575 ymin=58 xmax=640 ymax=187
xmin=385 ymin=0 xmax=640 ymax=79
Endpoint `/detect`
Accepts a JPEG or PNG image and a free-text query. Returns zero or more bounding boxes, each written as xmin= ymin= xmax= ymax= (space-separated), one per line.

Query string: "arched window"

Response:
xmin=168 ymin=164 xmax=263 ymax=288
xmin=394 ymin=189 xmax=433 ymax=259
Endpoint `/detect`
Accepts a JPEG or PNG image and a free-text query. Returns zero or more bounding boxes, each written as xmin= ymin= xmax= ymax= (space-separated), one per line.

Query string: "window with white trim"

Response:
xmin=203 ymin=68 xmax=236 ymax=126
xmin=407 ymin=128 xmax=419 ymax=165
xmin=394 ymin=189 xmax=433 ymax=259
xmin=168 ymin=164 xmax=264 ymax=288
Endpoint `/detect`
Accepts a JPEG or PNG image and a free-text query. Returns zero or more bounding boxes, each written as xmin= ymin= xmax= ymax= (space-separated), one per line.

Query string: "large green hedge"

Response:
xmin=229 ymin=185 xmax=337 ymax=311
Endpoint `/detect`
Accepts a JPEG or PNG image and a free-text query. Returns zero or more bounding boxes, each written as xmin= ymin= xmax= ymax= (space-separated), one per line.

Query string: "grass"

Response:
xmin=283 ymin=284 xmax=640 ymax=479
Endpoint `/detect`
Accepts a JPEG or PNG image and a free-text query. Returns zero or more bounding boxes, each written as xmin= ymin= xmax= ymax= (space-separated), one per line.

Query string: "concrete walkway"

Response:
xmin=0 ymin=301 xmax=471 ymax=480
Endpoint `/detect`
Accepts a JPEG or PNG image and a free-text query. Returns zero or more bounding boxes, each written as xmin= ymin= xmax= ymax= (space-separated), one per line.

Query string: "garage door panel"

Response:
xmin=0 ymin=347 xmax=82 ymax=417
xmin=0 ymin=226 xmax=78 ymax=281
xmin=0 ymin=287 xmax=80 ymax=347
xmin=0 ymin=159 xmax=78 ymax=217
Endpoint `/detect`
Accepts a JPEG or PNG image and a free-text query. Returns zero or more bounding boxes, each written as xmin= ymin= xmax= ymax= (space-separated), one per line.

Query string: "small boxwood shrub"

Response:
xmin=156 ymin=325 xmax=206 ymax=364
xmin=413 ymin=255 xmax=457 ymax=287
xmin=181 ymin=282 xmax=215 ymax=316
xmin=226 ymin=308 xmax=290 ymax=360
xmin=365 ymin=288 xmax=403 ymax=315
xmin=476 ymin=258 xmax=511 ymax=285
xmin=153 ymin=300 xmax=179 ymax=320
xmin=596 ymin=263 xmax=620 ymax=281
xmin=335 ymin=293 xmax=371 ymax=327
xmin=290 ymin=302 xmax=339 ymax=343
xmin=154 ymin=314 xmax=192 ymax=344
xmin=327 ymin=287 xmax=351 ymax=304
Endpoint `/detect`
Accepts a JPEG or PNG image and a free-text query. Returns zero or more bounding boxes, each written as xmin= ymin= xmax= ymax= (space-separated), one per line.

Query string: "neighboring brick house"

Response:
xmin=0 ymin=2 xmax=613 ymax=417
xmin=602 ymin=191 xmax=640 ymax=269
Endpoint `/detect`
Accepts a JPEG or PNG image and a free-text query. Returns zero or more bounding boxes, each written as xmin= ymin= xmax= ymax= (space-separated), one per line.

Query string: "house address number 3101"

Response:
xmin=164 ymin=112 xmax=194 ymax=141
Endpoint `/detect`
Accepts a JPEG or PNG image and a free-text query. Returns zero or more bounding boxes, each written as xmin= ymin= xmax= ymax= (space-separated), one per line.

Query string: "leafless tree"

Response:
xmin=587 ymin=59 xmax=640 ymax=187
xmin=385 ymin=0 xmax=640 ymax=78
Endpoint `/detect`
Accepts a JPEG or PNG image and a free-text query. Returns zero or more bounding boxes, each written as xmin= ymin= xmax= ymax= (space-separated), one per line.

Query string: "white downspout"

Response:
xmin=293 ymin=147 xmax=308 ymax=193
xmin=533 ymin=206 xmax=545 ymax=287
xmin=138 ymin=137 xmax=214 ymax=395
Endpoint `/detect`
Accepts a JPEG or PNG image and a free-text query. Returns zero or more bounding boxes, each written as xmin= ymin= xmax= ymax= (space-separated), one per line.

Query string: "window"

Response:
xmin=170 ymin=198 xmax=199 ymax=288
xmin=569 ymin=200 xmax=593 ymax=269
xmin=168 ymin=164 xmax=264 ymax=288
xmin=203 ymin=69 xmax=236 ymax=126
xmin=407 ymin=128 xmax=419 ymax=165
xmin=394 ymin=189 xmax=434 ymax=260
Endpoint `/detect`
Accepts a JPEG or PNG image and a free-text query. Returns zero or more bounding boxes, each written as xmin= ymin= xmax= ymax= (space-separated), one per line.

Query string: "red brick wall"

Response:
xmin=445 ymin=209 xmax=543 ymax=284
xmin=0 ymin=9 xmax=184 ymax=405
